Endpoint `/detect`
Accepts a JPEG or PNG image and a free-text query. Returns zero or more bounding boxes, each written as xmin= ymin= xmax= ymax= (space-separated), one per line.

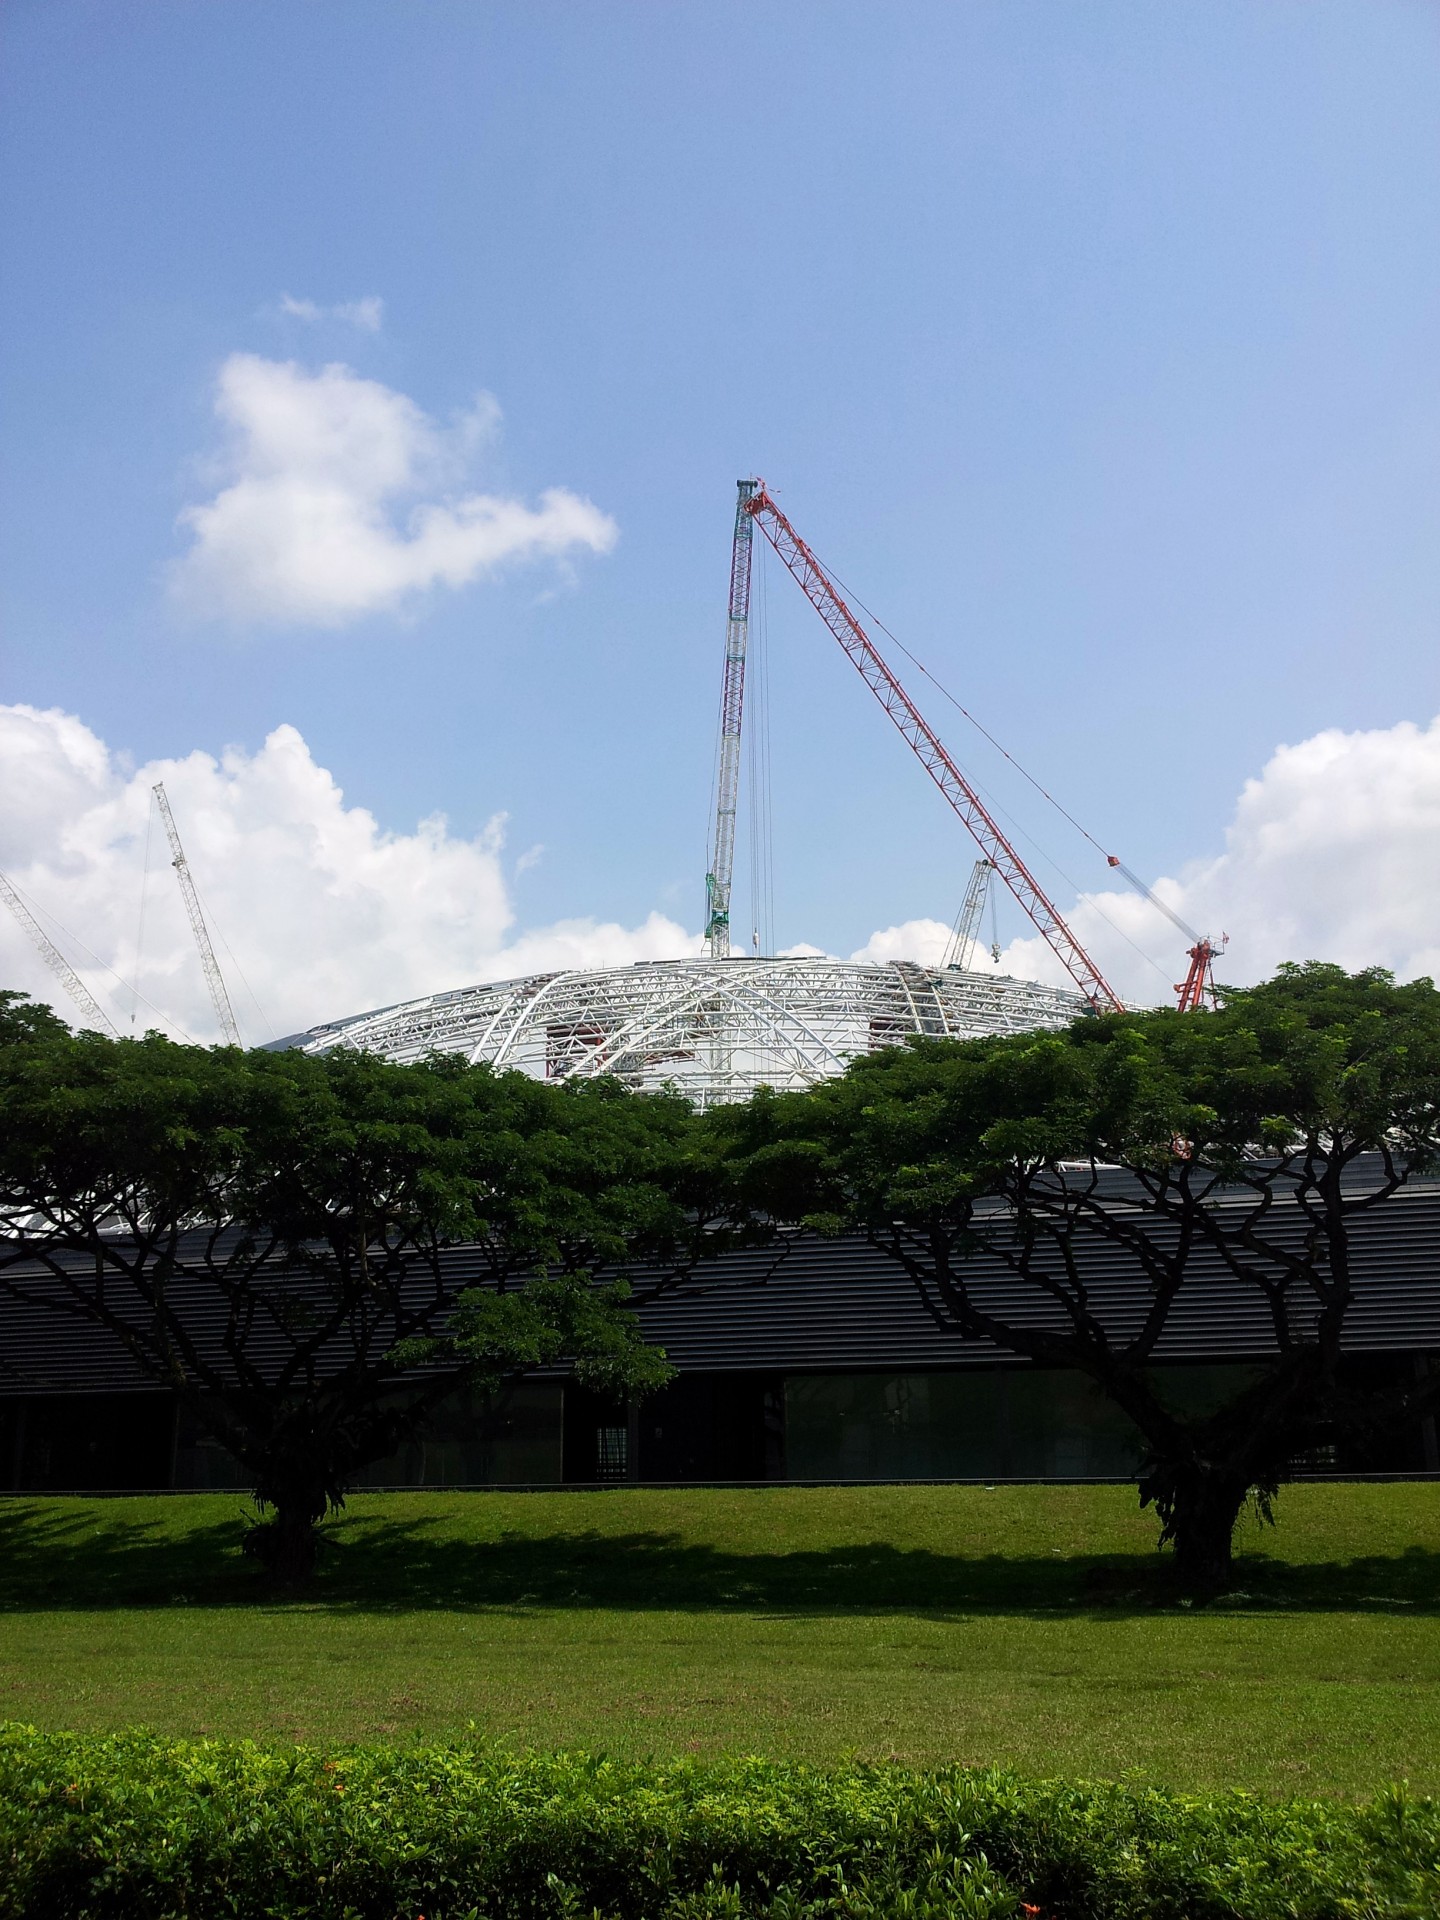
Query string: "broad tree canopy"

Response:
xmin=713 ymin=964 xmax=1440 ymax=1589
xmin=0 ymin=994 xmax=723 ymax=1574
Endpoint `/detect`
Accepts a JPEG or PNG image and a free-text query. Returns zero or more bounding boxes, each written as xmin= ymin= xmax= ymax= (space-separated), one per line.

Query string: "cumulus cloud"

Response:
xmin=0 ymin=705 xmax=698 ymax=1044
xmin=170 ymin=354 xmax=617 ymax=627
xmin=9 ymin=703 xmax=1438 ymax=1046
xmin=853 ymin=712 xmax=1440 ymax=1005
xmin=279 ymin=293 xmax=385 ymax=331
xmin=848 ymin=919 xmax=955 ymax=968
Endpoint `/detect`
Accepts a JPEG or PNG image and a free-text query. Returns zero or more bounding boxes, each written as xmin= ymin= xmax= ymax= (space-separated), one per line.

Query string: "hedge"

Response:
xmin=0 ymin=1725 xmax=1436 ymax=1920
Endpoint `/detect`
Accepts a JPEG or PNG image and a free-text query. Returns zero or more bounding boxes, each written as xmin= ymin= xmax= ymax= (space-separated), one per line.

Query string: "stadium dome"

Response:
xmin=286 ymin=955 xmax=1087 ymax=1108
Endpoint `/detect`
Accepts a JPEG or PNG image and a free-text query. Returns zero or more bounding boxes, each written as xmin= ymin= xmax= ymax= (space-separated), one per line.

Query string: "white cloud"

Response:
xmin=170 ymin=354 xmax=617 ymax=628
xmin=10 ymin=703 xmax=1437 ymax=1047
xmin=853 ymin=712 xmax=1440 ymax=1006
xmin=0 ymin=705 xmax=699 ymax=1044
xmin=279 ymin=293 xmax=384 ymax=331
xmin=849 ymin=918 xmax=954 ymax=968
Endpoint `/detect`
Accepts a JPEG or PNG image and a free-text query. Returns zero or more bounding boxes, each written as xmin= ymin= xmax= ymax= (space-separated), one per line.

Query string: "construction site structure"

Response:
xmin=704 ymin=480 xmax=757 ymax=957
xmin=152 ymin=783 xmax=241 ymax=1046
xmin=287 ymin=956 xmax=1085 ymax=1108
xmin=942 ymin=859 xmax=997 ymax=972
xmin=736 ymin=482 xmax=1125 ymax=1012
xmin=0 ymin=869 xmax=117 ymax=1034
xmin=1102 ymin=855 xmax=1225 ymax=1011
xmin=291 ymin=474 xmax=1235 ymax=1099
xmin=1174 ymin=937 xmax=1223 ymax=1012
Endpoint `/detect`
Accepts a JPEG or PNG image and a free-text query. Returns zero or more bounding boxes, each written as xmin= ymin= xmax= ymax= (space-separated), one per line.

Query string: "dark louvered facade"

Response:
xmin=4 ymin=1174 xmax=1440 ymax=1490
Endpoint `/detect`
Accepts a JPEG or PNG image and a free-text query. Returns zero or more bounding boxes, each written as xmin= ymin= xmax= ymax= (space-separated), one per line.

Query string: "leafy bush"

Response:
xmin=0 ymin=1725 xmax=1435 ymax=1920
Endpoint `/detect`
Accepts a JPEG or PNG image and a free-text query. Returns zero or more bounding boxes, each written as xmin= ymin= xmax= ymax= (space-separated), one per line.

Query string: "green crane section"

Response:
xmin=704 ymin=480 xmax=757 ymax=959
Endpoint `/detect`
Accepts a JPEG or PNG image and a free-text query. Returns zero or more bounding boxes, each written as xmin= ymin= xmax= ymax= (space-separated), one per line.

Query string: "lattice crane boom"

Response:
xmin=942 ymin=858 xmax=996 ymax=972
xmin=742 ymin=482 xmax=1126 ymax=1014
xmin=705 ymin=480 xmax=758 ymax=958
xmin=1103 ymin=855 xmax=1225 ymax=1011
xmin=0 ymin=869 xmax=118 ymax=1034
xmin=152 ymin=783 xmax=241 ymax=1045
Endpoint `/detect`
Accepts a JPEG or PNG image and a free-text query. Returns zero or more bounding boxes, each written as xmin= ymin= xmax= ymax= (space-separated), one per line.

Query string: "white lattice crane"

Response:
xmin=704 ymin=480 xmax=758 ymax=957
xmin=152 ymin=783 xmax=241 ymax=1045
xmin=941 ymin=858 xmax=998 ymax=971
xmin=0 ymin=868 xmax=119 ymax=1034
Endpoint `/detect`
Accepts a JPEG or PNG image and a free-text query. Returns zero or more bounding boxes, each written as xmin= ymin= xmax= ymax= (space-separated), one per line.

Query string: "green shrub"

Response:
xmin=0 ymin=1724 xmax=1434 ymax=1920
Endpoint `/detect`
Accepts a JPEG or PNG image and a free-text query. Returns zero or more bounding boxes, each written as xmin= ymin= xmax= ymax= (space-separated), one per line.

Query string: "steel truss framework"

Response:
xmin=291 ymin=957 xmax=1087 ymax=1109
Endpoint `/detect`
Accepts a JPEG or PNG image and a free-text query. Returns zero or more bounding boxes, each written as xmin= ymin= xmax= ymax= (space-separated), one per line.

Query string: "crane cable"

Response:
xmin=747 ymin=544 xmax=776 ymax=955
xmin=129 ymin=794 xmax=155 ymax=1029
xmin=790 ymin=539 xmax=1179 ymax=986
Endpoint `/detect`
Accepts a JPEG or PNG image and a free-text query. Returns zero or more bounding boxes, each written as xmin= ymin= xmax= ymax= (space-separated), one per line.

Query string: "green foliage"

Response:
xmin=0 ymin=1000 xmax=717 ymax=1274
xmin=0 ymin=1725 xmax=1434 ymax=1920
xmin=423 ymin=1273 xmax=676 ymax=1402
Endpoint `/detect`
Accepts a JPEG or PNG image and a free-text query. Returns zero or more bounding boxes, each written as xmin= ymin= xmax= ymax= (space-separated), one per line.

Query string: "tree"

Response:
xmin=715 ymin=965 xmax=1440 ymax=1594
xmin=0 ymin=996 xmax=719 ymax=1580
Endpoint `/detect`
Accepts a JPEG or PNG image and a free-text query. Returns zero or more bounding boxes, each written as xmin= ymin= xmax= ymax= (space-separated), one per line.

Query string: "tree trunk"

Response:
xmin=241 ymin=1446 xmax=336 ymax=1585
xmin=1169 ymin=1475 xmax=1249 ymax=1596
xmin=245 ymin=1505 xmax=324 ymax=1582
xmin=1141 ymin=1458 xmax=1252 ymax=1600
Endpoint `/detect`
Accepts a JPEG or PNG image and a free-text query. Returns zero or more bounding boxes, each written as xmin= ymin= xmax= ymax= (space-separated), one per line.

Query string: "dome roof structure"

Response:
xmin=286 ymin=955 xmax=1086 ymax=1108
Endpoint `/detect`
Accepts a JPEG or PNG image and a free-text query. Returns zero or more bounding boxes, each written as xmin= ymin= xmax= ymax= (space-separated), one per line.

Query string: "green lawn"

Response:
xmin=1 ymin=1483 xmax=1436 ymax=1797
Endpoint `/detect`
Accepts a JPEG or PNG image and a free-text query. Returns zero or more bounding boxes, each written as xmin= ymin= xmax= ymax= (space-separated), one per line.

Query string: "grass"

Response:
xmin=0 ymin=1483 xmax=1437 ymax=1797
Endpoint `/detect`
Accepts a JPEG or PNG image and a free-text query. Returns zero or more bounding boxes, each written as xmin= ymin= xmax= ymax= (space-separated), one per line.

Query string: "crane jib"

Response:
xmin=151 ymin=783 xmax=243 ymax=1046
xmin=741 ymin=485 xmax=1126 ymax=1015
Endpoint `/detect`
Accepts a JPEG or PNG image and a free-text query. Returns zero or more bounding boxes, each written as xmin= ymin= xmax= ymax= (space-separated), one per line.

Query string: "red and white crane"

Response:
xmin=712 ymin=478 xmax=1223 ymax=1013
xmin=1102 ymin=852 xmax=1225 ymax=1012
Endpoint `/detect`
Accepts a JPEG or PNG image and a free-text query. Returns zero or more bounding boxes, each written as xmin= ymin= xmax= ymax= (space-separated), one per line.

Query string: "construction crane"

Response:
xmin=941 ymin=858 xmax=997 ymax=972
xmin=0 ymin=869 xmax=118 ymax=1034
xmin=704 ymin=480 xmax=758 ymax=957
xmin=152 ymin=783 xmax=242 ymax=1045
xmin=738 ymin=481 xmax=1127 ymax=1013
xmin=1104 ymin=854 xmax=1225 ymax=1011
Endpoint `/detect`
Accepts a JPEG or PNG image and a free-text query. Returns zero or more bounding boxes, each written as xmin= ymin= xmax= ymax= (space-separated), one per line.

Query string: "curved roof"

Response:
xmin=287 ymin=956 xmax=1086 ymax=1107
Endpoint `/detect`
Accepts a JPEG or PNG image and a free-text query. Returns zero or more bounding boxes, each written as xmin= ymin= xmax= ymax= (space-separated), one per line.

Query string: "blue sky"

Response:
xmin=3 ymin=1 xmax=1439 ymax=1028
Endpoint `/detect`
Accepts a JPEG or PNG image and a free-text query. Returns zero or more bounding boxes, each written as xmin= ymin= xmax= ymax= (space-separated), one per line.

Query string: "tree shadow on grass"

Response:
xmin=0 ymin=1499 xmax=1436 ymax=1616
xmin=0 ymin=1500 xmax=250 ymax=1610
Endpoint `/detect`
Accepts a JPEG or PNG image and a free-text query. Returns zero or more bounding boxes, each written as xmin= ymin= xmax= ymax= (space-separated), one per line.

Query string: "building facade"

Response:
xmin=4 ymin=1177 xmax=1440 ymax=1491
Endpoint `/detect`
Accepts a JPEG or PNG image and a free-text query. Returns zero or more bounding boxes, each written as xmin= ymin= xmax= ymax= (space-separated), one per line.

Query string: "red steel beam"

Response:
xmin=745 ymin=484 xmax=1125 ymax=1014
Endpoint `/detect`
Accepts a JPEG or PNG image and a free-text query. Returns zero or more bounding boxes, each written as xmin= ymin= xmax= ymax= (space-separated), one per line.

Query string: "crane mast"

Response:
xmin=0 ymin=869 xmax=118 ymax=1034
xmin=152 ymin=783 xmax=242 ymax=1045
xmin=704 ymin=480 xmax=758 ymax=957
xmin=1174 ymin=938 xmax=1220 ymax=1012
xmin=1103 ymin=855 xmax=1223 ymax=1011
xmin=741 ymin=482 xmax=1126 ymax=1014
xmin=942 ymin=858 xmax=996 ymax=971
